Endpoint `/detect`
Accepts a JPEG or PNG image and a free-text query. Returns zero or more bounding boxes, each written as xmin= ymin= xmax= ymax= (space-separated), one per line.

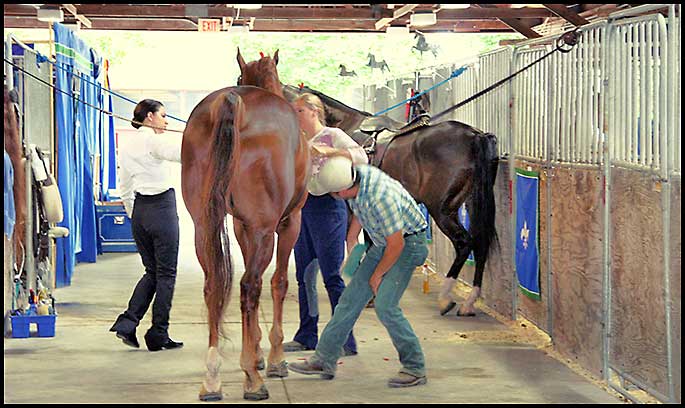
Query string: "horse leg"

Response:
xmin=232 ymin=221 xmax=266 ymax=371
xmin=432 ymin=211 xmax=473 ymax=316
xmin=192 ymin=222 xmax=224 ymax=402
xmin=461 ymin=228 xmax=489 ymax=317
xmin=235 ymin=221 xmax=274 ymax=401
xmin=266 ymin=211 xmax=301 ymax=378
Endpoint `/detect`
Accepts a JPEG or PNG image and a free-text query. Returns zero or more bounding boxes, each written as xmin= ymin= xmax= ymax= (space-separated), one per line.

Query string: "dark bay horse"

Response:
xmin=4 ymin=86 xmax=26 ymax=274
xmin=282 ymin=84 xmax=498 ymax=317
xmin=181 ymin=50 xmax=308 ymax=401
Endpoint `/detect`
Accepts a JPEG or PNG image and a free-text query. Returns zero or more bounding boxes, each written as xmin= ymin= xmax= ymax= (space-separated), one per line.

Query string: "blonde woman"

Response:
xmin=283 ymin=93 xmax=368 ymax=355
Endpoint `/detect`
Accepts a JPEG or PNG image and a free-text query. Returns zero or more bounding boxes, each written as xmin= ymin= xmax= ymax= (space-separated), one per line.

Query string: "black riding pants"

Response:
xmin=111 ymin=188 xmax=179 ymax=345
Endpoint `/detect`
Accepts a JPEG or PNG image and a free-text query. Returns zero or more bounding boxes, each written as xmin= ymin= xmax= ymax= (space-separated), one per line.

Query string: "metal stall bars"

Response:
xmin=475 ymin=48 xmax=513 ymax=159
xmin=604 ymin=4 xmax=679 ymax=403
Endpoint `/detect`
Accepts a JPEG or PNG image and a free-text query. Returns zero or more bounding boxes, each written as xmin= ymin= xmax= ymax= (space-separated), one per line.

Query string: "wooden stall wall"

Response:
xmin=610 ymin=167 xmax=669 ymax=398
xmin=669 ymin=177 xmax=682 ymax=403
xmin=669 ymin=177 xmax=681 ymax=403
xmin=550 ymin=167 xmax=605 ymax=378
xmin=481 ymin=161 xmax=514 ymax=318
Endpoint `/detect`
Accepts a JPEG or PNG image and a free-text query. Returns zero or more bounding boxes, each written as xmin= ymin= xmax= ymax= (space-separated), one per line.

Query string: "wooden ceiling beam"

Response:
xmin=475 ymin=4 xmax=542 ymax=38
xmin=4 ymin=4 xmax=555 ymax=20
xmin=436 ymin=8 xmax=554 ymax=18
xmin=375 ymin=4 xmax=419 ymax=30
xmin=62 ymin=5 xmax=396 ymax=20
xmin=61 ymin=4 xmax=93 ymax=29
xmin=542 ymin=4 xmax=590 ymax=26
xmin=3 ymin=16 xmax=198 ymax=31
xmin=3 ymin=15 xmax=514 ymax=33
xmin=3 ymin=4 xmax=42 ymax=16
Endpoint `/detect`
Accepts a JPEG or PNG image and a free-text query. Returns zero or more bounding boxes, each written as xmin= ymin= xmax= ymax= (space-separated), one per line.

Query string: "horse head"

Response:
xmin=237 ymin=47 xmax=282 ymax=96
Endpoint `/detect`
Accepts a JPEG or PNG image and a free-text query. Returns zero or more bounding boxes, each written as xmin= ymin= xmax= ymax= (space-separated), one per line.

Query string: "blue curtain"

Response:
xmin=515 ymin=168 xmax=541 ymax=300
xmin=99 ymin=62 xmax=117 ymax=201
xmin=53 ymin=23 xmax=105 ymax=287
xmin=458 ymin=203 xmax=475 ymax=265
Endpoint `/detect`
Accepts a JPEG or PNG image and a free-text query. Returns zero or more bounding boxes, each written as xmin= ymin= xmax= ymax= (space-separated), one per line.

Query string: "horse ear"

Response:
xmin=273 ymin=49 xmax=279 ymax=65
xmin=237 ymin=47 xmax=246 ymax=71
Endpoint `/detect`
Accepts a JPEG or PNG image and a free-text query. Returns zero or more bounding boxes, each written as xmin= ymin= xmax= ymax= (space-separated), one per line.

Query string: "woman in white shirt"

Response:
xmin=282 ymin=93 xmax=368 ymax=355
xmin=109 ymin=99 xmax=184 ymax=352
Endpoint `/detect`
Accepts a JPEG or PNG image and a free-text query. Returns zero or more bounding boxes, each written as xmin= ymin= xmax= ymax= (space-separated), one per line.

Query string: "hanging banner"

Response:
xmin=458 ymin=203 xmax=475 ymax=265
xmin=515 ymin=168 xmax=541 ymax=300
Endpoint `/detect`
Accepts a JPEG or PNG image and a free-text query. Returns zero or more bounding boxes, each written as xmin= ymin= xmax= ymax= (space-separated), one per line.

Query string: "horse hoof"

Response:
xmin=257 ymin=357 xmax=265 ymax=371
xmin=198 ymin=384 xmax=223 ymax=401
xmin=456 ymin=308 xmax=477 ymax=317
xmin=439 ymin=301 xmax=457 ymax=316
xmin=243 ymin=385 xmax=269 ymax=401
xmin=266 ymin=361 xmax=288 ymax=378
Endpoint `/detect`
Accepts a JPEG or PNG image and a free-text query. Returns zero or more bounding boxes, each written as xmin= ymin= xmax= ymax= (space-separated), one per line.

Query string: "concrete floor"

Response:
xmin=4 ymin=214 xmax=623 ymax=404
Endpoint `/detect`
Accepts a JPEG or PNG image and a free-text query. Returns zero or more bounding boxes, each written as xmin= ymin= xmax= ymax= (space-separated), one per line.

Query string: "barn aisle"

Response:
xmin=4 ymin=214 xmax=621 ymax=404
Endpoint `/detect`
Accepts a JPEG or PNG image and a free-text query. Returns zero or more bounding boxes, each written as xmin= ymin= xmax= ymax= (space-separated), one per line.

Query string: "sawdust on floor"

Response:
xmin=424 ymin=270 xmax=662 ymax=404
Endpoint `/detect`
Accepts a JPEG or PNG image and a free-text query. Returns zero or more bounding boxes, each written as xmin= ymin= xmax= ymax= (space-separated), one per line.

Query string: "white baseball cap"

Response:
xmin=307 ymin=156 xmax=356 ymax=196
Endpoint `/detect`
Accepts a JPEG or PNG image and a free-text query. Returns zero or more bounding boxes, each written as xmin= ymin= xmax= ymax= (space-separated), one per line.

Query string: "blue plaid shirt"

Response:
xmin=347 ymin=165 xmax=427 ymax=247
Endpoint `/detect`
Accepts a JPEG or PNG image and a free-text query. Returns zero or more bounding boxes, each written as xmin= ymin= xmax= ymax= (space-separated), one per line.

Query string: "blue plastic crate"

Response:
xmin=10 ymin=314 xmax=56 ymax=338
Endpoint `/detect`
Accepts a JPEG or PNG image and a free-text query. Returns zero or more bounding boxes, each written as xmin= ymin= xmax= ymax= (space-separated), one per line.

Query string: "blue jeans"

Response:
xmin=293 ymin=194 xmax=356 ymax=352
xmin=311 ymin=233 xmax=428 ymax=377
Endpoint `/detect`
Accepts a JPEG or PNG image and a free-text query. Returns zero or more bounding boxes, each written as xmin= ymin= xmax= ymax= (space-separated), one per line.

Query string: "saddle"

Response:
xmin=354 ymin=114 xmax=431 ymax=167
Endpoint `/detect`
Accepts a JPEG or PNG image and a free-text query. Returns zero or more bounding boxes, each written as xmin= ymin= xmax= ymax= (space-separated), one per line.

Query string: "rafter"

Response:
xmin=475 ymin=4 xmax=542 ymax=38
xmin=375 ymin=4 xmax=418 ymax=30
xmin=1 ymin=4 xmax=634 ymax=35
xmin=61 ymin=4 xmax=92 ymax=29
xmin=542 ymin=4 xmax=590 ymax=27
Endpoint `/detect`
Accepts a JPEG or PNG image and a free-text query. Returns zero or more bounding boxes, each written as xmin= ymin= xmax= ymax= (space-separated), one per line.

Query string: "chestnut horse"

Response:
xmin=181 ymin=50 xmax=308 ymax=401
xmin=282 ymin=84 xmax=498 ymax=317
xmin=4 ymin=86 xmax=27 ymax=274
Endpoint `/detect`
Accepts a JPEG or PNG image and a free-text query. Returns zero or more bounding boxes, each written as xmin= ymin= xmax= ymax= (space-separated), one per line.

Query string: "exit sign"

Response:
xmin=198 ymin=18 xmax=221 ymax=32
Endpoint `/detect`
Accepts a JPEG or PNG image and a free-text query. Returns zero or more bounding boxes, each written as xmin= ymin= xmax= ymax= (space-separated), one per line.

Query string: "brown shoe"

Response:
xmin=283 ymin=340 xmax=313 ymax=352
xmin=288 ymin=359 xmax=335 ymax=379
xmin=387 ymin=372 xmax=427 ymax=388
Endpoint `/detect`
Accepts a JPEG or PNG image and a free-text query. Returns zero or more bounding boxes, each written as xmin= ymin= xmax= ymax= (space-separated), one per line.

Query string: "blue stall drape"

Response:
xmin=53 ymin=23 xmax=107 ymax=287
xmin=515 ymin=168 xmax=541 ymax=300
xmin=100 ymin=60 xmax=117 ymax=201
xmin=458 ymin=203 xmax=475 ymax=266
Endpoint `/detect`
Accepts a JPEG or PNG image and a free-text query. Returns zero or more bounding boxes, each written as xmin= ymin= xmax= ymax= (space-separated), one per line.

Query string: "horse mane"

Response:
xmin=300 ymin=86 xmax=371 ymax=117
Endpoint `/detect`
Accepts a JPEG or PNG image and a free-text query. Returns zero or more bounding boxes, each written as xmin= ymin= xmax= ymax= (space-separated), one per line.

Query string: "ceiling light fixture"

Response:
xmin=233 ymin=4 xmax=262 ymax=9
xmin=440 ymin=4 xmax=470 ymax=9
xmin=386 ymin=25 xmax=410 ymax=35
xmin=409 ymin=11 xmax=436 ymax=27
xmin=36 ymin=6 xmax=64 ymax=22
xmin=228 ymin=24 xmax=250 ymax=33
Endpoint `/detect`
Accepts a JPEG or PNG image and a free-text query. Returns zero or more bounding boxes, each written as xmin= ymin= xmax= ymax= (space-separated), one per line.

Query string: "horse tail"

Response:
xmin=203 ymin=90 xmax=244 ymax=339
xmin=470 ymin=132 xmax=499 ymax=260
